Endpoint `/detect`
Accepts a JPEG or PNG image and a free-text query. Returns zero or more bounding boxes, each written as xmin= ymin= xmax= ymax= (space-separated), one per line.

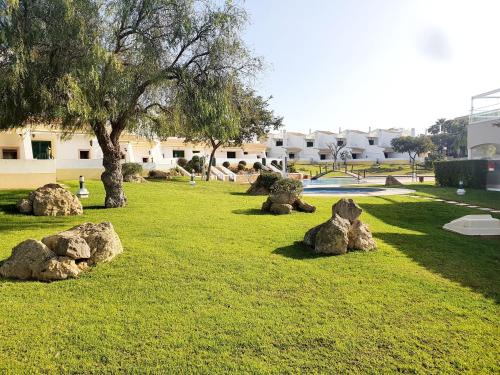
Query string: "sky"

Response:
xmin=242 ymin=0 xmax=500 ymax=135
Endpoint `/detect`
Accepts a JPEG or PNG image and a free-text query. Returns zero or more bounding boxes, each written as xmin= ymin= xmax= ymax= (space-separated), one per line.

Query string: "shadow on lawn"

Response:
xmin=363 ymin=197 xmax=500 ymax=302
xmin=273 ymin=241 xmax=326 ymax=259
xmin=232 ymin=208 xmax=266 ymax=215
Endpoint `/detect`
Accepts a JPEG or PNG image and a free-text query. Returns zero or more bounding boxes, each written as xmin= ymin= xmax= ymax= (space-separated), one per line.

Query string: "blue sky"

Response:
xmin=243 ymin=0 xmax=500 ymax=134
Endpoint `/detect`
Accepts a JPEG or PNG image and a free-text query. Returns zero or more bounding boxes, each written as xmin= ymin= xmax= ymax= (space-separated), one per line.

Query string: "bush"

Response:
xmin=253 ymin=161 xmax=262 ymax=170
xmin=185 ymin=155 xmax=204 ymax=173
xmin=259 ymin=171 xmax=282 ymax=190
xmin=177 ymin=158 xmax=188 ymax=168
xmin=270 ymin=178 xmax=303 ymax=196
xmin=222 ymin=161 xmax=230 ymax=168
xmin=424 ymin=152 xmax=444 ymax=169
xmin=435 ymin=160 xmax=488 ymax=188
xmin=122 ymin=162 xmax=143 ymax=178
xmin=287 ymin=162 xmax=297 ymax=173
xmin=238 ymin=160 xmax=247 ymax=166
xmin=237 ymin=163 xmax=246 ymax=171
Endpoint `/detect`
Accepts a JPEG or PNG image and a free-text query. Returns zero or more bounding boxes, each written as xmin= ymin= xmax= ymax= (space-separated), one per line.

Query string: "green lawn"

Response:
xmin=0 ymin=180 xmax=499 ymax=373
xmin=295 ymin=162 xmax=434 ymax=178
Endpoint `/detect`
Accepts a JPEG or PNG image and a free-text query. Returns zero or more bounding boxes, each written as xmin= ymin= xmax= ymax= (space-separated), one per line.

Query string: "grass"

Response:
xmin=0 ymin=180 xmax=499 ymax=373
xmin=294 ymin=162 xmax=434 ymax=178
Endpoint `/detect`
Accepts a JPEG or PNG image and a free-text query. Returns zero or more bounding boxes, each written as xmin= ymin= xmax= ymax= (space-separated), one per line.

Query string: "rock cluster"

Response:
xmin=123 ymin=174 xmax=147 ymax=183
xmin=303 ymin=198 xmax=376 ymax=255
xmin=385 ymin=175 xmax=403 ymax=186
xmin=16 ymin=184 xmax=83 ymax=216
xmin=0 ymin=222 xmax=123 ymax=281
xmin=262 ymin=191 xmax=316 ymax=215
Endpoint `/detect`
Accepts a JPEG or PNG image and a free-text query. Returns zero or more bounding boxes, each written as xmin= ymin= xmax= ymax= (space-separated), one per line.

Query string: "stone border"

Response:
xmin=410 ymin=195 xmax=500 ymax=214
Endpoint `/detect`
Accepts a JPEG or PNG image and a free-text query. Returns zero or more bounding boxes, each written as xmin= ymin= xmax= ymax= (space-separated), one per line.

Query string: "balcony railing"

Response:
xmin=470 ymin=107 xmax=500 ymax=124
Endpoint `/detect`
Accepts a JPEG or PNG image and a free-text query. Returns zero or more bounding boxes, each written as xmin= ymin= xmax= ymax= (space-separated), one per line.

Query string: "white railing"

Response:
xmin=215 ymin=157 xmax=262 ymax=166
xmin=217 ymin=165 xmax=236 ymax=181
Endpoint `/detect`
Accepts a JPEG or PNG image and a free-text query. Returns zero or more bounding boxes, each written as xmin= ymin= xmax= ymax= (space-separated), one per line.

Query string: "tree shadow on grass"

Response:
xmin=231 ymin=208 xmax=266 ymax=215
xmin=229 ymin=192 xmax=253 ymax=196
xmin=363 ymin=197 xmax=500 ymax=302
xmin=273 ymin=241 xmax=327 ymax=259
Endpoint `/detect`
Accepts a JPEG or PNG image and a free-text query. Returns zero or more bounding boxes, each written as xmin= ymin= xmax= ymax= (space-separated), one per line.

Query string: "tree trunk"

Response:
xmin=93 ymin=122 xmax=127 ymax=208
xmin=206 ymin=147 xmax=218 ymax=181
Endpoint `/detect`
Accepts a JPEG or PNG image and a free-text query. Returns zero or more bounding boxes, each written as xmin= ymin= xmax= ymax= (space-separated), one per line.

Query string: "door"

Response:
xmin=32 ymin=141 xmax=52 ymax=159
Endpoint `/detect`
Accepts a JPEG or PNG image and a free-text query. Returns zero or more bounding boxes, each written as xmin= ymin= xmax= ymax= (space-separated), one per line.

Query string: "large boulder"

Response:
xmin=293 ymin=198 xmax=316 ymax=213
xmin=269 ymin=191 xmax=298 ymax=205
xmin=303 ymin=199 xmax=376 ymax=255
xmin=42 ymin=222 xmax=123 ymax=265
xmin=0 ymin=240 xmax=56 ymax=280
xmin=124 ymin=174 xmax=147 ymax=183
xmin=247 ymin=172 xmax=282 ymax=195
xmin=312 ymin=215 xmax=351 ymax=255
xmin=0 ymin=222 xmax=122 ymax=281
xmin=332 ymin=198 xmax=362 ymax=222
xmin=348 ymin=220 xmax=376 ymax=251
xmin=16 ymin=184 xmax=83 ymax=216
xmin=261 ymin=177 xmax=315 ymax=215
xmin=385 ymin=175 xmax=403 ymax=186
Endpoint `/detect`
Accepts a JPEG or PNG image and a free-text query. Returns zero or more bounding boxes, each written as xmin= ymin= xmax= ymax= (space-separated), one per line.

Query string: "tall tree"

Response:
xmin=169 ymin=75 xmax=282 ymax=180
xmin=427 ymin=117 xmax=468 ymax=157
xmin=391 ymin=135 xmax=434 ymax=177
xmin=0 ymin=0 xmax=253 ymax=207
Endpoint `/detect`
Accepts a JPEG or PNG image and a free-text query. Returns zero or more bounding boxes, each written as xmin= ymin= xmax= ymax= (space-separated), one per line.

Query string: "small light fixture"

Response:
xmin=456 ymin=180 xmax=465 ymax=196
xmin=190 ymin=169 xmax=196 ymax=186
xmin=77 ymin=176 xmax=89 ymax=199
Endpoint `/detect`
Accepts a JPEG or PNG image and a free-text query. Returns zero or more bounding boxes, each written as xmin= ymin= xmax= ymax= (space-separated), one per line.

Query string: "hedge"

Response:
xmin=434 ymin=159 xmax=488 ymax=188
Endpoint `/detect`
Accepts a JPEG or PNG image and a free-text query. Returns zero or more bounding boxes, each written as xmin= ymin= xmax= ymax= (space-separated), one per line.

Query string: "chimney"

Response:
xmin=339 ymin=126 xmax=342 ymax=134
xmin=309 ymin=128 xmax=311 ymax=135
xmin=368 ymin=126 xmax=372 ymax=133
xmin=411 ymin=128 xmax=416 ymax=137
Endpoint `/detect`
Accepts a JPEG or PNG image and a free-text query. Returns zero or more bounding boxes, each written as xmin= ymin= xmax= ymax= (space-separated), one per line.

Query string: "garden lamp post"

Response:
xmin=190 ymin=169 xmax=196 ymax=186
xmin=76 ymin=176 xmax=89 ymax=198
xmin=457 ymin=180 xmax=465 ymax=195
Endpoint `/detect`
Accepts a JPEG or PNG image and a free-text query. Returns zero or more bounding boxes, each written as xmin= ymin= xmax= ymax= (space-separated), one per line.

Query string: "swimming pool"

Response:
xmin=303 ymin=177 xmax=358 ymax=186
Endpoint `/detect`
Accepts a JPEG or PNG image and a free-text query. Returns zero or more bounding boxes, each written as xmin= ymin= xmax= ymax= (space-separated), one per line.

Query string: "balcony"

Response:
xmin=470 ymin=88 xmax=500 ymax=124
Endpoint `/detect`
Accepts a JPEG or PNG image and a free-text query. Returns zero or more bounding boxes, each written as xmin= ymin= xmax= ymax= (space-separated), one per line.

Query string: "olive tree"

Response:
xmin=0 ymin=0 xmax=253 ymax=207
xmin=391 ymin=135 xmax=434 ymax=177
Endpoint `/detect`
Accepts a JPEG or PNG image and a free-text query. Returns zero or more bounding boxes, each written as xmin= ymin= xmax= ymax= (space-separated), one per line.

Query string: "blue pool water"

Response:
xmin=303 ymin=177 xmax=358 ymax=186
xmin=303 ymin=187 xmax=383 ymax=195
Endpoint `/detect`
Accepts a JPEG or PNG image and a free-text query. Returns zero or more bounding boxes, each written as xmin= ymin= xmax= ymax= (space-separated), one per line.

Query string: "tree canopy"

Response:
xmin=427 ymin=117 xmax=468 ymax=158
xmin=391 ymin=135 xmax=434 ymax=164
xmin=0 ymin=0 xmax=262 ymax=206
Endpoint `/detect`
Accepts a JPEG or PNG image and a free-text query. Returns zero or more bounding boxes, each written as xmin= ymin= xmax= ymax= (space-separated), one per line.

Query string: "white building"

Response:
xmin=265 ymin=127 xmax=415 ymax=162
xmin=468 ymin=89 xmax=500 ymax=160
xmin=0 ymin=126 xmax=267 ymax=188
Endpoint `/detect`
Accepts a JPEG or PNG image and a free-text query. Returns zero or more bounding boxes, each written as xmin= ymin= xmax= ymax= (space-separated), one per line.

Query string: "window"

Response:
xmin=276 ymin=139 xmax=283 ymax=146
xmin=192 ymin=150 xmax=200 ymax=154
xmin=320 ymin=154 xmax=326 ymax=160
xmin=306 ymin=141 xmax=314 ymax=147
xmin=352 ymin=154 xmax=358 ymax=159
xmin=32 ymin=141 xmax=52 ymax=159
xmin=142 ymin=157 xmax=149 ymax=163
xmin=383 ymin=152 xmax=389 ymax=159
xmin=173 ymin=150 xmax=185 ymax=158
xmin=2 ymin=149 xmax=18 ymax=159
xmin=243 ymin=151 xmax=248 ymax=155
xmin=337 ymin=140 xmax=344 ymax=146
xmin=79 ymin=150 xmax=90 ymax=159
xmin=369 ymin=139 xmax=375 ymax=145
xmin=289 ymin=153 xmax=295 ymax=159
xmin=227 ymin=151 xmax=236 ymax=159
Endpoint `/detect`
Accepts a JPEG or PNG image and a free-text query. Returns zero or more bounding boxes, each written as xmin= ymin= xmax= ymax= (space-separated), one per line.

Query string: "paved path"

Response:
xmin=410 ymin=194 xmax=500 ymax=214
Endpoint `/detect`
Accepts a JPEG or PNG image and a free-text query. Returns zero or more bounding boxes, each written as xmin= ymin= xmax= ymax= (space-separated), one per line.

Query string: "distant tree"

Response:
xmin=0 ymin=0 xmax=253 ymax=207
xmin=326 ymin=142 xmax=346 ymax=168
xmin=427 ymin=117 xmax=468 ymax=157
xmin=340 ymin=149 xmax=351 ymax=166
xmin=169 ymin=75 xmax=282 ymax=180
xmin=391 ymin=135 xmax=434 ymax=177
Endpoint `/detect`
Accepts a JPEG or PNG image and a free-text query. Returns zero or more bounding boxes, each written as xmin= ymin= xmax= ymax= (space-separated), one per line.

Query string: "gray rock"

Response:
xmin=269 ymin=192 xmax=298 ymax=205
xmin=294 ymin=198 xmax=316 ymax=213
xmin=16 ymin=198 xmax=32 ymax=214
xmin=270 ymin=203 xmax=293 ymax=215
xmin=313 ymin=215 xmax=351 ymax=255
xmin=332 ymin=198 xmax=362 ymax=222
xmin=385 ymin=175 xmax=403 ymax=186
xmin=42 ymin=234 xmax=91 ymax=260
xmin=348 ymin=220 xmax=376 ymax=251
xmin=19 ymin=184 xmax=83 ymax=216
xmin=261 ymin=197 xmax=272 ymax=212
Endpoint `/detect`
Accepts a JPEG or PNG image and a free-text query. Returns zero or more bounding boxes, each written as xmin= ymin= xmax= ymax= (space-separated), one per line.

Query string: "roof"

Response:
xmin=286 ymin=132 xmax=306 ymax=136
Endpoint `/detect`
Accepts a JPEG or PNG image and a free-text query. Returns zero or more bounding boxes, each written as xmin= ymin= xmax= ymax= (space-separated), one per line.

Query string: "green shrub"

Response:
xmin=270 ymin=177 xmax=303 ymax=196
xmin=259 ymin=171 xmax=282 ymax=190
xmin=237 ymin=163 xmax=246 ymax=171
xmin=424 ymin=152 xmax=444 ymax=169
xmin=148 ymin=170 xmax=168 ymax=179
xmin=177 ymin=158 xmax=188 ymax=168
xmin=435 ymin=160 xmax=488 ymax=188
xmin=253 ymin=161 xmax=262 ymax=170
xmin=122 ymin=162 xmax=143 ymax=178
xmin=287 ymin=162 xmax=297 ymax=173
xmin=238 ymin=160 xmax=247 ymax=166
xmin=222 ymin=161 xmax=230 ymax=168
xmin=185 ymin=155 xmax=204 ymax=173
